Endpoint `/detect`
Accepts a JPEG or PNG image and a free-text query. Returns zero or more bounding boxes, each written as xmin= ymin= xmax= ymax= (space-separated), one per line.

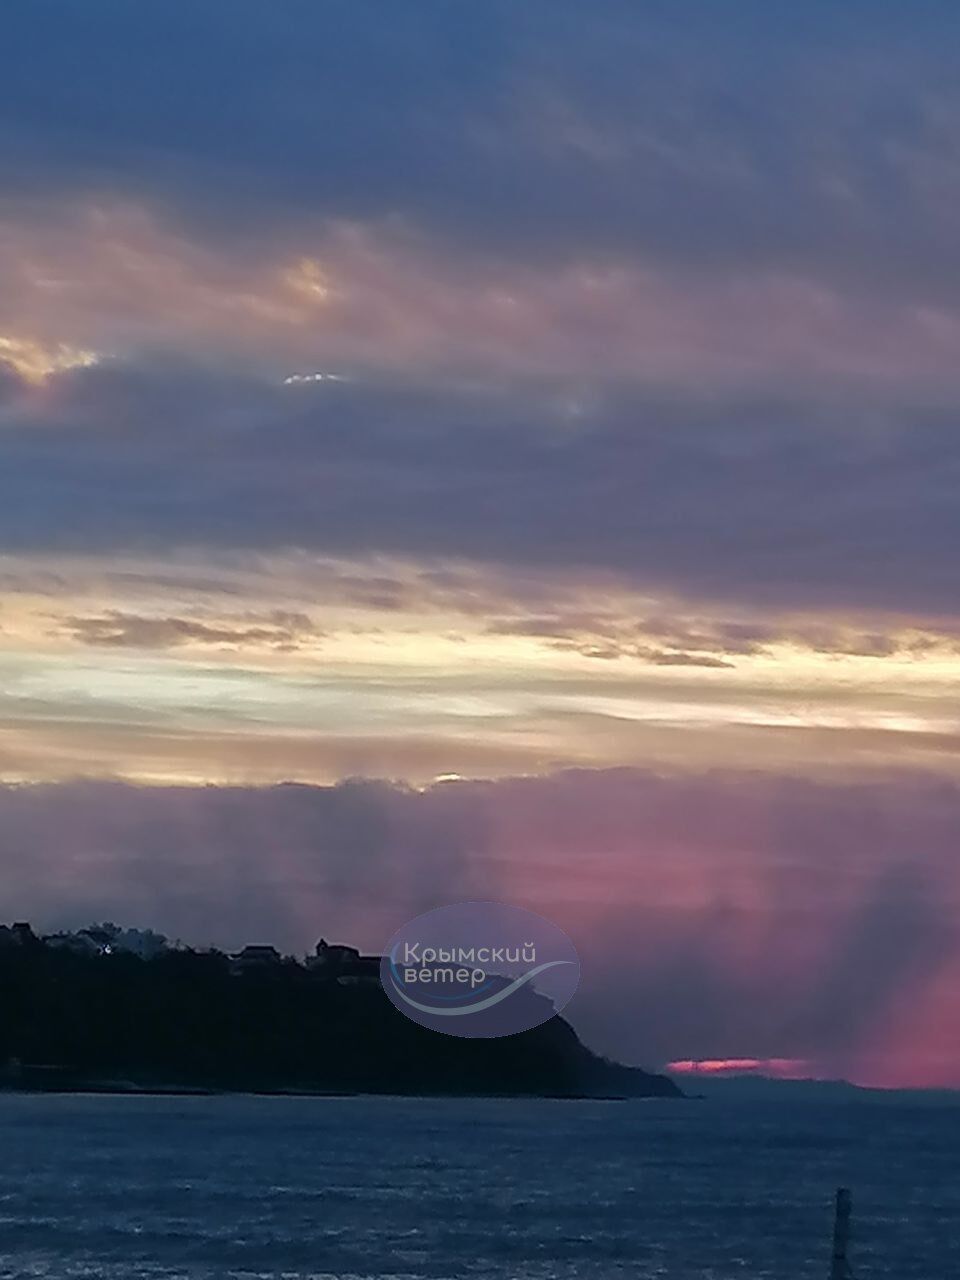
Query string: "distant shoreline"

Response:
xmin=0 ymin=1081 xmax=661 ymax=1102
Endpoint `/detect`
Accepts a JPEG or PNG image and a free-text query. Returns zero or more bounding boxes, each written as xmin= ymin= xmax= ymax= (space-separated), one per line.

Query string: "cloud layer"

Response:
xmin=5 ymin=2 xmax=960 ymax=303
xmin=3 ymin=366 xmax=960 ymax=622
xmin=3 ymin=766 xmax=960 ymax=1087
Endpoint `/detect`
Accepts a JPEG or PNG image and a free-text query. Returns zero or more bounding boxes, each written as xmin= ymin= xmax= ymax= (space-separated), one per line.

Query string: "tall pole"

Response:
xmin=830 ymin=1187 xmax=852 ymax=1280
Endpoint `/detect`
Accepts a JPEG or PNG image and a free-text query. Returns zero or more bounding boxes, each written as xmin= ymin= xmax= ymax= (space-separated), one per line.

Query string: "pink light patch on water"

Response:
xmin=667 ymin=1057 xmax=814 ymax=1079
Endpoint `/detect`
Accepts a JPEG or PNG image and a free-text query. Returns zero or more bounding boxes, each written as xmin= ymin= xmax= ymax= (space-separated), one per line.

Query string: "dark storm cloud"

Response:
xmin=4 ymin=362 xmax=960 ymax=617
xmin=5 ymin=2 xmax=960 ymax=305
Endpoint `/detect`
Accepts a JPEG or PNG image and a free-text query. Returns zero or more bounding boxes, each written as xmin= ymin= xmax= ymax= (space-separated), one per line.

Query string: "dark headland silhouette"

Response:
xmin=0 ymin=923 xmax=680 ymax=1099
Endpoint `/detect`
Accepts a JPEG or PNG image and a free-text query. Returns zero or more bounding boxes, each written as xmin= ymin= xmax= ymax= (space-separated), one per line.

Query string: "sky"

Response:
xmin=3 ymin=1 xmax=960 ymax=1087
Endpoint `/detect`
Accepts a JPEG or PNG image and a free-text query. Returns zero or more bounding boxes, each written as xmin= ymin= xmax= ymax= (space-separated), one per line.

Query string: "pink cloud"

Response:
xmin=0 ymin=767 xmax=958 ymax=1086
xmin=5 ymin=204 xmax=960 ymax=391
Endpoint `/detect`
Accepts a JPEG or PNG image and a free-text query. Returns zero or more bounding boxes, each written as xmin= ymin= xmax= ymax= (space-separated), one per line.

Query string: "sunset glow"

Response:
xmin=3 ymin=1 xmax=960 ymax=1090
xmin=668 ymin=1059 xmax=814 ymax=1079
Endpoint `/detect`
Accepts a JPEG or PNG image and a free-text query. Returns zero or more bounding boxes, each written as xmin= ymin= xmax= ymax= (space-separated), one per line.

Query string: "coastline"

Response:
xmin=0 ymin=1079 xmax=668 ymax=1102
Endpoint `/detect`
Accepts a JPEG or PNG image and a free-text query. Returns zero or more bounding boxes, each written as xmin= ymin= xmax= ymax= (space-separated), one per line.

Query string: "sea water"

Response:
xmin=0 ymin=1093 xmax=956 ymax=1279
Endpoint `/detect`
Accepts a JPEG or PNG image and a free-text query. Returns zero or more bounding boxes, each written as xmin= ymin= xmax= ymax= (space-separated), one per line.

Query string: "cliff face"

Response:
xmin=0 ymin=940 xmax=681 ymax=1099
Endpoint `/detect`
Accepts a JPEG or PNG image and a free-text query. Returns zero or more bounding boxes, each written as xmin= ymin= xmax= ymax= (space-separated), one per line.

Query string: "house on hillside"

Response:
xmin=231 ymin=944 xmax=282 ymax=973
xmin=307 ymin=938 xmax=382 ymax=985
